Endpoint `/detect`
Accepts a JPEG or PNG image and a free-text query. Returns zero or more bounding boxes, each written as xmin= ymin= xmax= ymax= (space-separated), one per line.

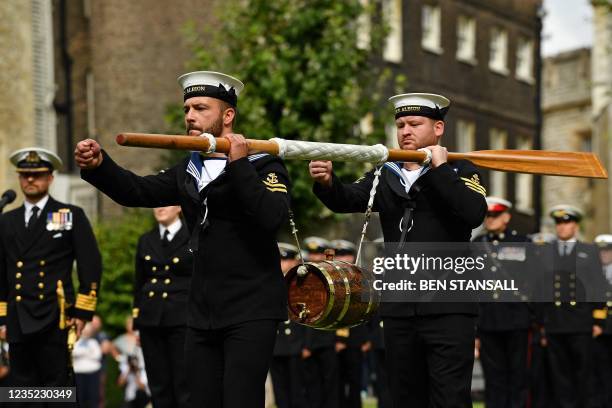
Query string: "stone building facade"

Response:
xmin=2 ymin=0 xmax=545 ymax=230
xmin=0 ymin=1 xmax=37 ymax=210
xmin=590 ymin=0 xmax=612 ymax=236
xmin=541 ymin=48 xmax=594 ymax=234
xmin=541 ymin=1 xmax=612 ymax=239
xmin=379 ymin=0 xmax=543 ymax=234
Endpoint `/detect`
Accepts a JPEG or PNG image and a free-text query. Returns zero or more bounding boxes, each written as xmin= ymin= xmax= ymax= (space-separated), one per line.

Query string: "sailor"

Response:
xmin=472 ymin=196 xmax=531 ymax=408
xmin=309 ymin=92 xmax=487 ymax=407
xmin=0 ymin=147 xmax=102 ymax=390
xmin=75 ymin=70 xmax=291 ymax=408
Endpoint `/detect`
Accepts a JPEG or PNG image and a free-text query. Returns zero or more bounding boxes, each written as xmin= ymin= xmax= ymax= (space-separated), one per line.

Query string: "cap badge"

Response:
xmin=26 ymin=151 xmax=41 ymax=163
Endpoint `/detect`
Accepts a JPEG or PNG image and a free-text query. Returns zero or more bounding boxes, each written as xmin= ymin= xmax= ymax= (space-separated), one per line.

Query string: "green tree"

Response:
xmin=94 ymin=209 xmax=154 ymax=337
xmin=167 ymin=0 xmax=398 ymax=228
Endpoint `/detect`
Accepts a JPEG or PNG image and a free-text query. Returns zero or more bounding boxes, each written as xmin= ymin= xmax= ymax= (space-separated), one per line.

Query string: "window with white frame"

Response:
xmin=383 ymin=0 xmax=403 ymax=62
xmin=456 ymin=120 xmax=476 ymax=152
xmin=516 ymin=36 xmax=534 ymax=82
xmin=422 ymin=4 xmax=442 ymax=54
xmin=489 ymin=26 xmax=508 ymax=74
xmin=357 ymin=0 xmax=371 ymax=50
xmin=489 ymin=128 xmax=507 ymax=197
xmin=515 ymin=136 xmax=533 ymax=211
xmin=32 ymin=0 xmax=57 ymax=151
xmin=456 ymin=15 xmax=476 ymax=63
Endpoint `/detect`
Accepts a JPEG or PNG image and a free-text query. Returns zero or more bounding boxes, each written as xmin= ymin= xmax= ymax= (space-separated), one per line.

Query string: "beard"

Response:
xmin=22 ymin=187 xmax=47 ymax=201
xmin=187 ymin=116 xmax=224 ymax=138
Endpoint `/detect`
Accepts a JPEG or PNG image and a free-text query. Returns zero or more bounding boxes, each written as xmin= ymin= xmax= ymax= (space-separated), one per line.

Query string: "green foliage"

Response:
xmin=94 ymin=210 xmax=155 ymax=338
xmin=167 ymin=0 xmax=396 ymax=227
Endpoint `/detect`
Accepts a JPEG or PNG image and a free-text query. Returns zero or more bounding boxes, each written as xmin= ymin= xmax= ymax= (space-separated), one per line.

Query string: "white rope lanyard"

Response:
xmin=355 ymin=166 xmax=383 ymax=266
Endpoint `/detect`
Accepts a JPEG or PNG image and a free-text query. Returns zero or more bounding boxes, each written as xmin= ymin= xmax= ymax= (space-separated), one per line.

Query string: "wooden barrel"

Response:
xmin=285 ymin=260 xmax=380 ymax=330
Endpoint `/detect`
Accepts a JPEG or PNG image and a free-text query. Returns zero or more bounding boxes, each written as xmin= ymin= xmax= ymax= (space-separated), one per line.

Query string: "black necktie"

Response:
xmin=27 ymin=206 xmax=40 ymax=229
xmin=560 ymin=242 xmax=569 ymax=256
xmin=161 ymin=229 xmax=170 ymax=247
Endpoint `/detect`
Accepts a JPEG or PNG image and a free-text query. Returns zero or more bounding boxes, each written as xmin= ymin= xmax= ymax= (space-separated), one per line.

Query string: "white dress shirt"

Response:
xmin=24 ymin=195 xmax=49 ymax=225
xmin=158 ymin=218 xmax=182 ymax=242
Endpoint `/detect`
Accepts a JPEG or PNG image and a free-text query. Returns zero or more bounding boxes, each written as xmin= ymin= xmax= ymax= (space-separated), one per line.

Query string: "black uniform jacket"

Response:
xmin=368 ymin=314 xmax=385 ymax=350
xmin=537 ymin=241 xmax=606 ymax=334
xmin=133 ymin=224 xmax=193 ymax=328
xmin=273 ymin=320 xmax=306 ymax=357
xmin=304 ymin=328 xmax=336 ymax=350
xmin=473 ymin=230 xmax=533 ymax=332
xmin=82 ymin=151 xmax=290 ymax=329
xmin=0 ymin=197 xmax=102 ymax=342
xmin=314 ymin=160 xmax=487 ymax=317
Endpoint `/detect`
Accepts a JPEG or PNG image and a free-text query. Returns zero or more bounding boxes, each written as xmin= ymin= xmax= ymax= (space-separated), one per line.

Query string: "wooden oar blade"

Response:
xmin=463 ymin=150 xmax=608 ymax=179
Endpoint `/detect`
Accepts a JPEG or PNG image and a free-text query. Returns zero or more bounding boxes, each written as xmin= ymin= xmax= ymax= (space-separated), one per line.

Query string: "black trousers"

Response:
xmin=304 ymin=347 xmax=338 ymax=408
xmin=8 ymin=325 xmax=75 ymax=407
xmin=337 ymin=347 xmax=363 ymax=408
xmin=75 ymin=372 xmax=100 ymax=408
xmin=270 ymin=355 xmax=308 ymax=408
xmin=479 ymin=329 xmax=529 ymax=408
xmin=384 ymin=315 xmax=475 ymax=408
xmin=184 ymin=320 xmax=277 ymax=408
xmin=590 ymin=335 xmax=612 ymax=408
xmin=371 ymin=349 xmax=392 ymax=408
xmin=529 ymin=330 xmax=552 ymax=408
xmin=547 ymin=333 xmax=592 ymax=408
xmin=139 ymin=325 xmax=189 ymax=408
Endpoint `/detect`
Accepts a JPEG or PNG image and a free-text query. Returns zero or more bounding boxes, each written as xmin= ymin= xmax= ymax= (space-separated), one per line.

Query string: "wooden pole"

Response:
xmin=115 ymin=133 xmax=608 ymax=179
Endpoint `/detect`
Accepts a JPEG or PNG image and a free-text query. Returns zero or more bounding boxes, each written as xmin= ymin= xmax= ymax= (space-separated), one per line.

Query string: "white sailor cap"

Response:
xmin=177 ymin=71 xmax=244 ymax=106
xmin=388 ymin=93 xmax=450 ymax=120
xmin=331 ymin=239 xmax=357 ymax=256
xmin=486 ymin=196 xmax=513 ymax=213
xmin=9 ymin=147 xmax=62 ymax=173
xmin=278 ymin=242 xmax=300 ymax=259
xmin=594 ymin=234 xmax=612 ymax=248
xmin=303 ymin=236 xmax=332 ymax=254
xmin=549 ymin=204 xmax=583 ymax=223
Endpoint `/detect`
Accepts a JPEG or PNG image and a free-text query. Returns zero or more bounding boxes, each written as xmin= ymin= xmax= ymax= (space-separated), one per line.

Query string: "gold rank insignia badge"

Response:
xmin=262 ymin=172 xmax=287 ymax=193
xmin=46 ymin=208 xmax=73 ymax=231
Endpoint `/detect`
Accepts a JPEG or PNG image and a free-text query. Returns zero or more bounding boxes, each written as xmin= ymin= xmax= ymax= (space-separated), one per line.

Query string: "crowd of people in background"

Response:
xmin=1 ymin=217 xmax=611 ymax=408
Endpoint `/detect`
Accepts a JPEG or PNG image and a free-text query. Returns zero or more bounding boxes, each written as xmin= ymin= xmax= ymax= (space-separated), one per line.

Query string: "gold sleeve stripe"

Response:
xmin=75 ymin=293 xmax=97 ymax=312
xmin=593 ymin=309 xmax=607 ymax=320
xmin=132 ymin=308 xmax=140 ymax=318
xmin=262 ymin=180 xmax=287 ymax=189
xmin=0 ymin=302 xmax=6 ymax=317
xmin=466 ymin=183 xmax=487 ymax=195
xmin=460 ymin=177 xmax=485 ymax=189
xmin=466 ymin=185 xmax=486 ymax=196
xmin=461 ymin=178 xmax=487 ymax=195
xmin=463 ymin=181 xmax=486 ymax=195
xmin=266 ymin=187 xmax=288 ymax=193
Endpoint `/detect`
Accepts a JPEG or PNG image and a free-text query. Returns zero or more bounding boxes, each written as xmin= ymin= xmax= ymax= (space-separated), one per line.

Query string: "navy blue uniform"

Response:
xmin=314 ymin=160 xmax=487 ymax=408
xmin=538 ymin=241 xmax=606 ymax=408
xmin=0 ymin=197 xmax=101 ymax=391
xmin=82 ymin=151 xmax=290 ymax=408
xmin=270 ymin=320 xmax=308 ymax=408
xmin=133 ymin=224 xmax=193 ymax=408
xmin=473 ymin=230 xmax=532 ymax=408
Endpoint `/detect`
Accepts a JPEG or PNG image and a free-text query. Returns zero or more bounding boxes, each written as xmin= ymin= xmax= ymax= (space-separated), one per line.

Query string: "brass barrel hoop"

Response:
xmin=320 ymin=261 xmax=352 ymax=330
xmin=310 ymin=262 xmax=336 ymax=326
